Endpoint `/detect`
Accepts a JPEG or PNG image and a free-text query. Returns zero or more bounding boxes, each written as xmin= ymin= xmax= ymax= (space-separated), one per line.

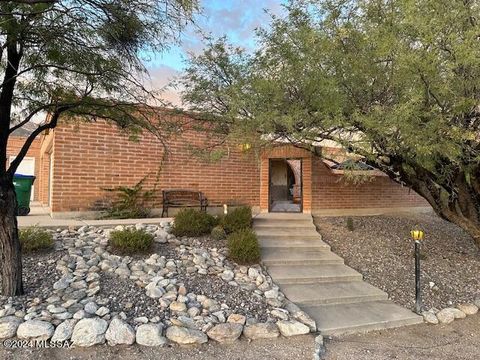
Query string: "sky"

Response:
xmin=145 ymin=0 xmax=286 ymax=105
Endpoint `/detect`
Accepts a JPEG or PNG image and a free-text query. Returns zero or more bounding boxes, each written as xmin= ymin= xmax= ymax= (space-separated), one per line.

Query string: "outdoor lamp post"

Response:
xmin=410 ymin=227 xmax=424 ymax=314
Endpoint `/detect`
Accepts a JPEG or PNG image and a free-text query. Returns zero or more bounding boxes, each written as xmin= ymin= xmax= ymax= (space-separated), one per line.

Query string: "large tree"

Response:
xmin=0 ymin=0 xmax=197 ymax=296
xmin=180 ymin=0 xmax=480 ymax=246
xmin=181 ymin=0 xmax=480 ymax=245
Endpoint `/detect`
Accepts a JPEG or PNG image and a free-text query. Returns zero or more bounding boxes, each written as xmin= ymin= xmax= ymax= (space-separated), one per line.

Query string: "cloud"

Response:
xmin=145 ymin=65 xmax=183 ymax=106
xmin=145 ymin=0 xmax=287 ymax=106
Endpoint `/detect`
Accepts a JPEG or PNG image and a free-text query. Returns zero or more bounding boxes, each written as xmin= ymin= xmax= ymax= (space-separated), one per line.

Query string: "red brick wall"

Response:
xmin=44 ymin=116 xmax=428 ymax=214
xmin=49 ymin=119 xmax=261 ymax=212
xmin=311 ymin=156 xmax=428 ymax=210
xmin=6 ymin=136 xmax=41 ymax=201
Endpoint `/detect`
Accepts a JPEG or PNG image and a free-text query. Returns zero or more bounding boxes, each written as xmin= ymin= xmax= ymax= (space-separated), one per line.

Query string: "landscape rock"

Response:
xmin=136 ymin=323 xmax=166 ymax=347
xmin=457 ymin=303 xmax=478 ymax=315
xmin=0 ymin=316 xmax=22 ymax=339
xmin=51 ymin=319 xmax=77 ymax=342
xmin=276 ymin=320 xmax=310 ymax=337
xmin=436 ymin=308 xmax=456 ymax=324
xmin=422 ymin=311 xmax=439 ymax=325
xmin=207 ymin=323 xmax=243 ymax=343
xmin=105 ymin=318 xmax=136 ymax=346
xmin=227 ymin=313 xmax=246 ymax=325
xmin=17 ymin=320 xmax=54 ymax=341
xmin=71 ymin=318 xmax=108 ymax=346
xmin=243 ymin=322 xmax=280 ymax=340
xmin=166 ymin=326 xmax=208 ymax=345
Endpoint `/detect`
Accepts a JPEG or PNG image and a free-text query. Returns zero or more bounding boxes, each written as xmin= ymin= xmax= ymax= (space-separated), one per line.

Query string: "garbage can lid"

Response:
xmin=14 ymin=174 xmax=36 ymax=179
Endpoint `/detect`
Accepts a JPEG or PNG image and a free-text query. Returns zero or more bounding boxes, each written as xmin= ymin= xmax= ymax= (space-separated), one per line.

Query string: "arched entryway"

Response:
xmin=268 ymin=158 xmax=302 ymax=212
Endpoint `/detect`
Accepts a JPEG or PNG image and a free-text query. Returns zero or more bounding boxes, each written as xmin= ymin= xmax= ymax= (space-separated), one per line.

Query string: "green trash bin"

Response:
xmin=13 ymin=174 xmax=36 ymax=216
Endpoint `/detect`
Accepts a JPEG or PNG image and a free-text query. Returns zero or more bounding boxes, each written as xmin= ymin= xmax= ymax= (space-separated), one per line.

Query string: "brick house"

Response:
xmin=7 ymin=112 xmax=429 ymax=218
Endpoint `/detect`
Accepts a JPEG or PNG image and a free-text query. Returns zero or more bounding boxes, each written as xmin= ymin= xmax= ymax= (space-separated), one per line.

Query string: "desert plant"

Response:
xmin=227 ymin=229 xmax=261 ymax=265
xmin=19 ymin=227 xmax=54 ymax=253
xmin=102 ymin=177 xmax=154 ymax=219
xmin=172 ymin=209 xmax=217 ymax=237
xmin=222 ymin=206 xmax=252 ymax=234
xmin=211 ymin=225 xmax=227 ymax=240
xmin=109 ymin=228 xmax=154 ymax=254
xmin=346 ymin=217 xmax=354 ymax=231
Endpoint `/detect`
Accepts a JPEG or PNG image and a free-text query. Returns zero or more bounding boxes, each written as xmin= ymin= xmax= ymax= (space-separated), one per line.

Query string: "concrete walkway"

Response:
xmin=17 ymin=206 xmax=173 ymax=228
xmin=254 ymin=213 xmax=422 ymax=336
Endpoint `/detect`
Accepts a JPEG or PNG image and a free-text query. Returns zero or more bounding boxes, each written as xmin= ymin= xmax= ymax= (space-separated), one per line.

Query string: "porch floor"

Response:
xmin=270 ymin=200 xmax=301 ymax=212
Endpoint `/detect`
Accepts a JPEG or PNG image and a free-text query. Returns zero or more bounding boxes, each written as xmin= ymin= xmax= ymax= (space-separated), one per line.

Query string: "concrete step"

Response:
xmin=261 ymin=248 xmax=343 ymax=266
xmin=258 ymin=238 xmax=330 ymax=250
xmin=257 ymin=234 xmax=322 ymax=242
xmin=254 ymin=223 xmax=317 ymax=230
xmin=255 ymin=228 xmax=320 ymax=237
xmin=254 ymin=213 xmax=313 ymax=220
xmin=253 ymin=218 xmax=314 ymax=227
xmin=301 ymin=301 xmax=423 ymax=336
xmin=267 ymin=264 xmax=363 ymax=284
xmin=279 ymin=281 xmax=388 ymax=305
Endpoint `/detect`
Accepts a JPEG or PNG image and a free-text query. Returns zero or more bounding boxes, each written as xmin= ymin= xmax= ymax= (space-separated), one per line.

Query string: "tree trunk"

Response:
xmin=404 ymin=167 xmax=480 ymax=249
xmin=0 ymin=174 xmax=23 ymax=296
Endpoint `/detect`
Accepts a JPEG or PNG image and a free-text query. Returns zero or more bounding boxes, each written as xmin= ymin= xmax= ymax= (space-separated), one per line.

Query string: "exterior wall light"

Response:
xmin=223 ymin=204 xmax=228 ymax=215
xmin=239 ymin=143 xmax=252 ymax=152
xmin=411 ymin=227 xmax=424 ymax=314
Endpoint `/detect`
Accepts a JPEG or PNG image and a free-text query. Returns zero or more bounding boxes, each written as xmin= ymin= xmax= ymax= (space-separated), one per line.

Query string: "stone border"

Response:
xmin=1 ymin=222 xmax=317 ymax=348
xmin=422 ymin=301 xmax=480 ymax=325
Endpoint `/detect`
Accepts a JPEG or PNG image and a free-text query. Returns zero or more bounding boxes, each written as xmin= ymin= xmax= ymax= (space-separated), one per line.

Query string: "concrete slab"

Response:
xmin=279 ymin=281 xmax=388 ymax=305
xmin=267 ymin=264 xmax=363 ymax=284
xmin=301 ymin=301 xmax=423 ymax=336
xmin=261 ymin=248 xmax=343 ymax=266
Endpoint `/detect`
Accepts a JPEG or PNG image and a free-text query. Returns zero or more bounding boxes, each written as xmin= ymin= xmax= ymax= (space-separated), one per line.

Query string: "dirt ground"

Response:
xmin=1 ymin=317 xmax=479 ymax=359
xmin=314 ymin=212 xmax=480 ymax=310
xmin=324 ymin=314 xmax=480 ymax=360
xmin=0 ymin=335 xmax=315 ymax=360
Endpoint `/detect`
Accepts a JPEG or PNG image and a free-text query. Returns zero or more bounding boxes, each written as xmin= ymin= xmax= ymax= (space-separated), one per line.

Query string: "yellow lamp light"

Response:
xmin=239 ymin=143 xmax=252 ymax=152
xmin=410 ymin=229 xmax=424 ymax=241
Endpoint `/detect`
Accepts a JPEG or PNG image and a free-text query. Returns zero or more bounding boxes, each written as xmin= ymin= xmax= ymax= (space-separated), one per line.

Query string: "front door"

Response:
xmin=269 ymin=158 xmax=302 ymax=212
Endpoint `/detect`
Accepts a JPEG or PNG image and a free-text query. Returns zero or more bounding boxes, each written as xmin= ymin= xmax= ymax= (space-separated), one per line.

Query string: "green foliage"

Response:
xmin=221 ymin=206 xmax=252 ymax=234
xmin=172 ymin=209 xmax=217 ymax=237
xmin=211 ymin=225 xmax=227 ymax=240
xmin=346 ymin=217 xmax=354 ymax=232
xmin=19 ymin=227 xmax=54 ymax=253
xmin=227 ymin=229 xmax=261 ymax=265
xmin=109 ymin=228 xmax=154 ymax=254
xmin=179 ymin=1 xmax=480 ymax=240
xmin=102 ymin=177 xmax=154 ymax=219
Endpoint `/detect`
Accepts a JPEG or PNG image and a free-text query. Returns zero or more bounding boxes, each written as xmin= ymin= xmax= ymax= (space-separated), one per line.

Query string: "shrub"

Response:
xmin=172 ymin=209 xmax=217 ymax=237
xmin=102 ymin=177 xmax=154 ymax=219
xmin=109 ymin=228 xmax=154 ymax=253
xmin=211 ymin=225 xmax=227 ymax=240
xmin=222 ymin=206 xmax=252 ymax=234
xmin=19 ymin=227 xmax=54 ymax=253
xmin=227 ymin=229 xmax=261 ymax=265
xmin=346 ymin=217 xmax=354 ymax=231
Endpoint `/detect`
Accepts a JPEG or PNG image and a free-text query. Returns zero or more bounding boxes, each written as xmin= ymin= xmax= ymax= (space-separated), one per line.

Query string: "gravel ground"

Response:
xmin=0 ymin=250 xmax=65 ymax=305
xmin=99 ymin=273 xmax=166 ymax=323
xmin=314 ymin=212 xmax=480 ymax=310
xmin=178 ymin=273 xmax=271 ymax=321
xmin=0 ymin=335 xmax=315 ymax=360
xmin=324 ymin=314 xmax=480 ymax=360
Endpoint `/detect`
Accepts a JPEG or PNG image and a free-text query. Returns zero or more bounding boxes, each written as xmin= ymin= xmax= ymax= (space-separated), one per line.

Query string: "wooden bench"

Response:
xmin=162 ymin=189 xmax=208 ymax=217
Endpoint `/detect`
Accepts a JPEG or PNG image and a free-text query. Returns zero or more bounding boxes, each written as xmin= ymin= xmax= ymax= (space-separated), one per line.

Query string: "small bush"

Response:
xmin=109 ymin=228 xmax=154 ymax=253
xmin=222 ymin=206 xmax=252 ymax=234
xmin=172 ymin=209 xmax=217 ymax=237
xmin=211 ymin=225 xmax=227 ymax=240
xmin=227 ymin=229 xmax=261 ymax=265
xmin=346 ymin=217 xmax=354 ymax=231
xmin=101 ymin=177 xmax=154 ymax=219
xmin=19 ymin=227 xmax=54 ymax=253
